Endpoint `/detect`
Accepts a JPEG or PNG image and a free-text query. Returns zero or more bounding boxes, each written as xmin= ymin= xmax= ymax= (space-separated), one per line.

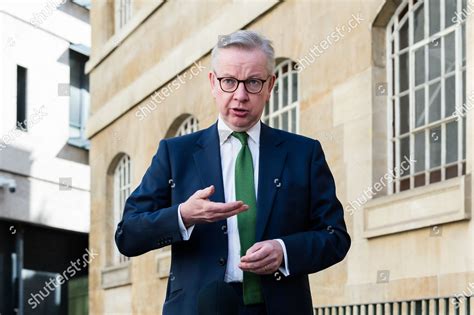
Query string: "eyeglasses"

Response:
xmin=215 ymin=73 xmax=270 ymax=94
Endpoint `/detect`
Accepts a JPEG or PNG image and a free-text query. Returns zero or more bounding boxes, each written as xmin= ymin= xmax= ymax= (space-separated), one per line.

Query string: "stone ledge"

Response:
xmin=363 ymin=175 xmax=471 ymax=238
xmin=85 ymin=0 xmax=279 ymax=139
xmin=101 ymin=262 xmax=132 ymax=289
xmin=85 ymin=0 xmax=165 ymax=74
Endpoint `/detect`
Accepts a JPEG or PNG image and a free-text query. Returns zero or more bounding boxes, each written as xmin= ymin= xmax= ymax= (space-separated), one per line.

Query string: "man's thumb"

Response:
xmin=197 ymin=185 xmax=214 ymax=199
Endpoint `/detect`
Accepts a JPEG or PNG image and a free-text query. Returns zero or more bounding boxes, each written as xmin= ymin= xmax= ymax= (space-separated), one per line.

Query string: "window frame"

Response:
xmin=386 ymin=0 xmax=467 ymax=194
xmin=263 ymin=59 xmax=299 ymax=134
xmin=113 ymin=154 xmax=131 ymax=265
xmin=176 ymin=115 xmax=199 ymax=137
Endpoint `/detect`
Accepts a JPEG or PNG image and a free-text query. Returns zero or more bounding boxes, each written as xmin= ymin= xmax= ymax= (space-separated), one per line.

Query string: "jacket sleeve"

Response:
xmin=280 ymin=140 xmax=351 ymax=277
xmin=115 ymin=139 xmax=183 ymax=257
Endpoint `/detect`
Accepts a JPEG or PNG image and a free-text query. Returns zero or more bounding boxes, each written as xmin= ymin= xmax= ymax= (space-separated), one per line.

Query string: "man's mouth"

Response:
xmin=230 ymin=108 xmax=249 ymax=117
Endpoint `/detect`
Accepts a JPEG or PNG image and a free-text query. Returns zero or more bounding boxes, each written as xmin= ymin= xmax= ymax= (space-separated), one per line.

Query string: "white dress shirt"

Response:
xmin=177 ymin=116 xmax=290 ymax=282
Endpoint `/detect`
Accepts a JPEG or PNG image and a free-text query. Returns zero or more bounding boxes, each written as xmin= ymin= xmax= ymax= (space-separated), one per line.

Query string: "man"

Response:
xmin=115 ymin=30 xmax=350 ymax=315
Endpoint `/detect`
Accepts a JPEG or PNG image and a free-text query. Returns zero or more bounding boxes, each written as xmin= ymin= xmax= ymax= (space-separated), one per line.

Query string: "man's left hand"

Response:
xmin=238 ymin=240 xmax=283 ymax=275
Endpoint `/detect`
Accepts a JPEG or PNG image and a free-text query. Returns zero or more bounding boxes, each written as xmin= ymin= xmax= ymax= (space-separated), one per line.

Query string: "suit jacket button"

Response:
xmin=274 ymin=271 xmax=282 ymax=281
xmin=219 ymin=258 xmax=226 ymax=266
xmin=221 ymin=225 xmax=227 ymax=234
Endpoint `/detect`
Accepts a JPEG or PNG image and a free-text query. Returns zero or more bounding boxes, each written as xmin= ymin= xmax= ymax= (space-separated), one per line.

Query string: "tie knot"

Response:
xmin=232 ymin=131 xmax=249 ymax=145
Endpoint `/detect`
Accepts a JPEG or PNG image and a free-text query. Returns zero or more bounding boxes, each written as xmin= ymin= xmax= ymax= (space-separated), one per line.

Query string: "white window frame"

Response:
xmin=113 ymin=154 xmax=131 ymax=265
xmin=263 ymin=59 xmax=299 ymax=133
xmin=176 ymin=115 xmax=199 ymax=136
xmin=386 ymin=0 xmax=467 ymax=194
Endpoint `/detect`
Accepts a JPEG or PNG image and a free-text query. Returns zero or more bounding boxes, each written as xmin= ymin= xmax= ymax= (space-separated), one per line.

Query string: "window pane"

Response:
xmin=429 ymin=40 xmax=441 ymax=80
xmin=291 ymin=107 xmax=296 ymax=133
xmin=273 ymin=83 xmax=279 ymax=112
xmin=415 ymin=131 xmax=425 ymax=172
xmin=414 ymin=3 xmax=425 ymax=43
xmin=16 ymin=65 xmax=28 ymax=130
xmin=429 ymin=126 xmax=442 ymax=168
xmin=446 ymin=120 xmax=458 ymax=163
xmin=291 ymin=72 xmax=297 ymax=103
xmin=400 ymin=20 xmax=409 ymax=50
xmin=392 ymin=99 xmax=396 ymax=136
xmin=446 ymin=164 xmax=458 ymax=179
xmin=415 ymin=46 xmax=425 ymax=86
xmin=462 ymin=24 xmax=466 ymax=67
xmin=400 ymin=137 xmax=410 ymax=175
xmin=429 ymin=0 xmax=441 ymax=36
xmin=273 ymin=116 xmax=279 ymax=129
xmin=399 ymin=4 xmax=409 ymax=20
xmin=444 ymin=31 xmax=456 ymax=73
xmin=415 ymin=88 xmax=425 ymax=127
xmin=445 ymin=0 xmax=457 ymax=28
xmin=430 ymin=169 xmax=442 ymax=183
xmin=282 ymin=75 xmax=288 ymax=107
xmin=282 ymin=111 xmax=289 ymax=131
xmin=399 ymin=52 xmax=409 ymax=92
xmin=429 ymin=82 xmax=441 ymax=122
xmin=463 ymin=116 xmax=466 ymax=159
xmin=415 ymin=174 xmax=426 ymax=187
xmin=400 ymin=95 xmax=410 ymax=134
xmin=391 ymin=58 xmax=395 ymax=95
xmin=445 ymin=75 xmax=456 ymax=118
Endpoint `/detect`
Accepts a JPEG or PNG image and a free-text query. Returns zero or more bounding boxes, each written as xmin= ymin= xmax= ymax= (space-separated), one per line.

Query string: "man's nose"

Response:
xmin=233 ymin=82 xmax=249 ymax=102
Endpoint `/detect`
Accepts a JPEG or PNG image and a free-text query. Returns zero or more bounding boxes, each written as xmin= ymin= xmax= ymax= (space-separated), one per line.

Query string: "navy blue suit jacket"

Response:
xmin=115 ymin=121 xmax=351 ymax=315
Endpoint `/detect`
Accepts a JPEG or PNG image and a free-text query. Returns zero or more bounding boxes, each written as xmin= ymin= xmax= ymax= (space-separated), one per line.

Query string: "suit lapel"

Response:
xmin=256 ymin=123 xmax=287 ymax=242
xmin=192 ymin=121 xmax=287 ymax=242
xmin=193 ymin=122 xmax=226 ymax=203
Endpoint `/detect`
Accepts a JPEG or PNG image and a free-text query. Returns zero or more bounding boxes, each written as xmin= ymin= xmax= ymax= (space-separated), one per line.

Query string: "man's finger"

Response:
xmin=195 ymin=185 xmax=215 ymax=199
xmin=207 ymin=200 xmax=247 ymax=213
xmin=241 ymin=244 xmax=268 ymax=262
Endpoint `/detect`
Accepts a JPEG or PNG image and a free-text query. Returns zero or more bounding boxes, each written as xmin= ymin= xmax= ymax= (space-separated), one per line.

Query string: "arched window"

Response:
xmin=113 ymin=154 xmax=131 ymax=264
xmin=263 ymin=59 xmax=299 ymax=133
xmin=176 ymin=115 xmax=199 ymax=136
xmin=387 ymin=0 xmax=467 ymax=193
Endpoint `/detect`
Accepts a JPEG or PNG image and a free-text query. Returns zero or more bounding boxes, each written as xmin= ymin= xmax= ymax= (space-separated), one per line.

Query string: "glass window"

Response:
xmin=113 ymin=155 xmax=131 ymax=265
xmin=263 ymin=59 xmax=299 ymax=133
xmin=387 ymin=0 xmax=466 ymax=193
xmin=176 ymin=116 xmax=199 ymax=136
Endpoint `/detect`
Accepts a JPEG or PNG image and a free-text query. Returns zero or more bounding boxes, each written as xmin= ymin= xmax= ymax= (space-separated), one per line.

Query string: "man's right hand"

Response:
xmin=180 ymin=185 xmax=248 ymax=228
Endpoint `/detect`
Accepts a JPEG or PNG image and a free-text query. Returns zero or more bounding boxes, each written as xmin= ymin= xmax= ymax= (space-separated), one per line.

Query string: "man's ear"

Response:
xmin=268 ymin=74 xmax=276 ymax=91
xmin=265 ymin=74 xmax=276 ymax=101
xmin=208 ymin=71 xmax=217 ymax=98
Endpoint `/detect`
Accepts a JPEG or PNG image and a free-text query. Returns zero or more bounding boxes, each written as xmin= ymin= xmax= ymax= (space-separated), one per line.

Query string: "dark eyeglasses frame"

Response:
xmin=215 ymin=73 xmax=271 ymax=94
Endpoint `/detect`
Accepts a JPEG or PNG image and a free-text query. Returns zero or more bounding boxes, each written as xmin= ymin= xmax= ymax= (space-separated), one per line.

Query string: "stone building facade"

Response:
xmin=87 ymin=0 xmax=474 ymax=314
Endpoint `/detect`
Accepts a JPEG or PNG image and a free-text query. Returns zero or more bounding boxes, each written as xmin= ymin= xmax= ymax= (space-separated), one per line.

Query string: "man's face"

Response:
xmin=209 ymin=47 xmax=275 ymax=131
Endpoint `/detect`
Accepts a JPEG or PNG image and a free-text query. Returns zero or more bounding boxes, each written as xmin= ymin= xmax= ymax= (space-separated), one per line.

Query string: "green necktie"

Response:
xmin=232 ymin=131 xmax=264 ymax=305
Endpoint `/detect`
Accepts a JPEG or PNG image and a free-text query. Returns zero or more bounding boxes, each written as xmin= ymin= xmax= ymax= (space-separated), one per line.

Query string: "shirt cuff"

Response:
xmin=275 ymin=238 xmax=290 ymax=276
xmin=177 ymin=203 xmax=195 ymax=240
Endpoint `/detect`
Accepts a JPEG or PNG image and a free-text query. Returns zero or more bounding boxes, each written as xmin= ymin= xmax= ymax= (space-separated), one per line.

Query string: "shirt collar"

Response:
xmin=217 ymin=115 xmax=261 ymax=146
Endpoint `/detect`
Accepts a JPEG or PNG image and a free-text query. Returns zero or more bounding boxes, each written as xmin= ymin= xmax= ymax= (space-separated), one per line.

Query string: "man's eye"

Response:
xmin=222 ymin=78 xmax=236 ymax=85
xmin=247 ymin=79 xmax=260 ymax=86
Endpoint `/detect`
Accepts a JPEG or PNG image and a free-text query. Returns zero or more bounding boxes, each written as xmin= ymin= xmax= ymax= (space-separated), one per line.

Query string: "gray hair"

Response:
xmin=211 ymin=30 xmax=275 ymax=75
